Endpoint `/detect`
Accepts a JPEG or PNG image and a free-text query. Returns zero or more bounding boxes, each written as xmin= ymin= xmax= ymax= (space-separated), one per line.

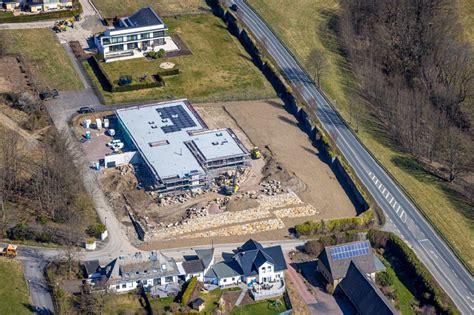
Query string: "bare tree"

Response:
xmin=307 ymin=48 xmax=327 ymax=87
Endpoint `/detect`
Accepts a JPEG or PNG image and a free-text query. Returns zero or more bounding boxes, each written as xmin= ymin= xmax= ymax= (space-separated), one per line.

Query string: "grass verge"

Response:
xmin=0 ymin=29 xmax=83 ymax=91
xmin=92 ymin=0 xmax=208 ymax=18
xmin=89 ymin=13 xmax=274 ymax=104
xmin=0 ymin=259 xmax=31 ymax=315
xmin=247 ymin=0 xmax=473 ymax=271
xmin=230 ymin=298 xmax=288 ymax=315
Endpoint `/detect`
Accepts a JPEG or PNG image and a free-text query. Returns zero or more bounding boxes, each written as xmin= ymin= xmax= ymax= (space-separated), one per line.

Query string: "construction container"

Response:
xmin=95 ymin=162 xmax=100 ymax=170
xmin=96 ymin=118 xmax=102 ymax=130
xmin=85 ymin=131 xmax=91 ymax=139
xmin=104 ymin=118 xmax=110 ymax=128
xmin=84 ymin=119 xmax=91 ymax=129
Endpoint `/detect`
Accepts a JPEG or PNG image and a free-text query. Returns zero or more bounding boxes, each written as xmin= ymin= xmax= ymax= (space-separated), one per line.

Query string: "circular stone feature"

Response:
xmin=159 ymin=62 xmax=175 ymax=69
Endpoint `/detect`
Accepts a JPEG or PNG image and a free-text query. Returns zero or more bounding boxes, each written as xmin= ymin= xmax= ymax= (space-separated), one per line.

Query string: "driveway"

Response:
xmin=283 ymin=253 xmax=317 ymax=311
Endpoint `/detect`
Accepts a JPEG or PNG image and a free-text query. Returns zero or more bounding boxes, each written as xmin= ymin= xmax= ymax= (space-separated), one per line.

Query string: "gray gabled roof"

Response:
xmin=83 ymin=260 xmax=100 ymax=277
xmin=182 ymin=259 xmax=204 ymax=274
xmin=122 ymin=6 xmax=164 ymax=28
xmin=195 ymin=248 xmax=214 ymax=269
xmin=318 ymin=240 xmax=376 ymax=280
xmin=339 ymin=262 xmax=398 ymax=315
xmin=205 ymin=261 xmax=241 ymax=279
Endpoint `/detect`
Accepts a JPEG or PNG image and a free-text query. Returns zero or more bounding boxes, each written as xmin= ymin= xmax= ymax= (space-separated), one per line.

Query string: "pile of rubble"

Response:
xmin=117 ymin=164 xmax=134 ymax=176
xmin=210 ymin=168 xmax=250 ymax=192
xmin=260 ymin=180 xmax=286 ymax=196
xmin=157 ymin=189 xmax=206 ymax=207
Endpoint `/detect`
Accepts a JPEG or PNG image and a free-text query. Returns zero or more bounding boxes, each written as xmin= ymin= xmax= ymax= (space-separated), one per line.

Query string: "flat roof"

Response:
xmin=190 ymin=129 xmax=248 ymax=161
xmin=120 ymin=6 xmax=164 ymax=28
xmin=115 ymin=100 xmax=248 ymax=182
xmin=116 ymin=100 xmax=206 ymax=181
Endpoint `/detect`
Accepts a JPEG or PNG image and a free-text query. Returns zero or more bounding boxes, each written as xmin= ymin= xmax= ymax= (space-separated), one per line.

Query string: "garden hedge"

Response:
xmin=368 ymin=230 xmax=460 ymax=315
xmin=180 ymin=276 xmax=198 ymax=306
xmin=0 ymin=2 xmax=82 ymax=23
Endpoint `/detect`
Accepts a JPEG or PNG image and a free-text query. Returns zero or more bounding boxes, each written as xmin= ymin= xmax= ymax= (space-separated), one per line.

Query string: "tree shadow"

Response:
xmin=22 ymin=303 xmax=54 ymax=315
xmin=392 ymin=155 xmax=474 ymax=222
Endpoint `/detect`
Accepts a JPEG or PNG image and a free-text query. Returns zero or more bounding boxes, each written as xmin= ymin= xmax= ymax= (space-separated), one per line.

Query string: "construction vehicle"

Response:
xmin=65 ymin=17 xmax=76 ymax=28
xmin=223 ymin=172 xmax=240 ymax=196
xmin=53 ymin=19 xmax=68 ymax=33
xmin=0 ymin=244 xmax=17 ymax=258
xmin=251 ymin=147 xmax=262 ymax=159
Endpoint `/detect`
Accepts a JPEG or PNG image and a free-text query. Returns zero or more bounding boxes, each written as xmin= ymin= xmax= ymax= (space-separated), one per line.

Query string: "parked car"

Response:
xmin=78 ymin=106 xmax=95 ymax=114
xmin=107 ymin=139 xmax=122 ymax=147
xmin=39 ymin=89 xmax=59 ymax=100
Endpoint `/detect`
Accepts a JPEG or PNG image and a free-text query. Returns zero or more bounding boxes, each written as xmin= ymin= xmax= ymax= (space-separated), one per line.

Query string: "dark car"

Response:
xmin=77 ymin=106 xmax=95 ymax=114
xmin=39 ymin=89 xmax=59 ymax=100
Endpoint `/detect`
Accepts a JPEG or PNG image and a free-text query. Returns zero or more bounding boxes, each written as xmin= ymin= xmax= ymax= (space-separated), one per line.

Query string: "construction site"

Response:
xmin=76 ymin=99 xmax=360 ymax=249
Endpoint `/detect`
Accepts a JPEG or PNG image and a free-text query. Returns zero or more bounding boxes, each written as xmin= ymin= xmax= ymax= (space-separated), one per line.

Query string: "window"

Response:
xmin=153 ymin=31 xmax=165 ymax=38
xmin=121 ymin=284 xmax=126 ymax=288
xmin=109 ymin=44 xmax=124 ymax=52
xmin=102 ymin=37 xmax=110 ymax=45
xmin=127 ymin=34 xmax=138 ymax=41
xmin=115 ymin=285 xmax=120 ymax=290
xmin=268 ymin=266 xmax=272 ymax=272
xmin=141 ymin=33 xmax=150 ymax=39
xmin=165 ymin=276 xmax=173 ymax=283
xmin=223 ymin=279 xmax=227 ymax=283
xmin=261 ymin=267 xmax=266 ymax=273
xmin=111 ymin=36 xmax=124 ymax=43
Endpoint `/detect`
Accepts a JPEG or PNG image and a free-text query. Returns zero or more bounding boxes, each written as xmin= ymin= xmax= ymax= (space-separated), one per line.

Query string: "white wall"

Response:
xmin=104 ymin=151 xmax=139 ymax=168
xmin=219 ymin=276 xmax=240 ymax=287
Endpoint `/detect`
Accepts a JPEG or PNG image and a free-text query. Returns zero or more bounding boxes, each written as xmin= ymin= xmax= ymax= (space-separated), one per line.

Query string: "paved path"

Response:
xmin=284 ymin=253 xmax=317 ymax=307
xmin=235 ymin=1 xmax=474 ymax=313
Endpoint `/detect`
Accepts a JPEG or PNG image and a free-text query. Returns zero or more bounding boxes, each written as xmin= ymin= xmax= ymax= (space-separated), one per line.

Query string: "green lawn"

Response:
xmin=90 ymin=13 xmax=274 ymax=104
xmin=378 ymin=256 xmax=417 ymax=315
xmin=92 ymin=0 xmax=208 ymax=18
xmin=230 ymin=298 xmax=287 ymax=315
xmin=0 ymin=259 xmax=31 ymax=315
xmin=248 ymin=0 xmax=474 ymax=271
xmin=0 ymin=29 xmax=83 ymax=91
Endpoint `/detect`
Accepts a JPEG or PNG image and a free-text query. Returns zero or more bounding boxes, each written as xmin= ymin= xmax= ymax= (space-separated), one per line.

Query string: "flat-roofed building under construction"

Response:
xmin=115 ymin=99 xmax=250 ymax=194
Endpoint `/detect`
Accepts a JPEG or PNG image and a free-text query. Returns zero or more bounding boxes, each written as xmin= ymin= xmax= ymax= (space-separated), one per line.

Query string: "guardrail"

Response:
xmin=241 ymin=0 xmax=472 ymax=276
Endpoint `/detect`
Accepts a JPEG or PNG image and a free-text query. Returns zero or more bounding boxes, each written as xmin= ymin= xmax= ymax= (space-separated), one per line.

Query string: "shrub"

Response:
xmin=367 ymin=230 xmax=460 ymax=315
xmin=325 ymin=283 xmax=334 ymax=294
xmin=157 ymin=48 xmax=166 ymax=58
xmin=0 ymin=2 xmax=82 ymax=23
xmin=86 ymin=224 xmax=107 ymax=238
xmin=7 ymin=223 xmax=33 ymax=240
xmin=35 ymin=231 xmax=55 ymax=243
xmin=304 ymin=240 xmax=323 ymax=256
xmin=181 ymin=277 xmax=198 ymax=306
xmin=376 ymin=271 xmax=394 ymax=287
xmin=118 ymin=75 xmax=132 ymax=86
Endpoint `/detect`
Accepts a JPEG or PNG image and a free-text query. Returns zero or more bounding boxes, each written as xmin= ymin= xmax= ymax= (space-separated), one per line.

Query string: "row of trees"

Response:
xmin=0 ymin=125 xmax=94 ymax=243
xmin=338 ymin=0 xmax=473 ymax=183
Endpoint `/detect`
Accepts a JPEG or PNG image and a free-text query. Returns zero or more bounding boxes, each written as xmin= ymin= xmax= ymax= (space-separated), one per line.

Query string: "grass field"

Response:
xmin=230 ymin=298 xmax=288 ymax=315
xmin=0 ymin=29 xmax=83 ymax=91
xmin=248 ymin=0 xmax=474 ymax=270
xmin=89 ymin=14 xmax=275 ymax=104
xmin=0 ymin=259 xmax=31 ymax=315
xmin=92 ymin=0 xmax=208 ymax=18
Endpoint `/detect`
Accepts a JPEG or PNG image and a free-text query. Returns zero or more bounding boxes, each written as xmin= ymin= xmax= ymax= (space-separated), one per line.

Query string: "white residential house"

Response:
xmin=94 ymin=6 xmax=179 ymax=62
xmin=177 ymin=248 xmax=215 ymax=282
xmin=82 ymin=251 xmax=180 ymax=294
xmin=204 ymin=239 xmax=287 ymax=300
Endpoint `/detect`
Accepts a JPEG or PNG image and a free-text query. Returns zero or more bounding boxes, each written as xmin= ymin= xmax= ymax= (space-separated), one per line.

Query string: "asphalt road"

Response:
xmin=235 ymin=0 xmax=473 ymax=313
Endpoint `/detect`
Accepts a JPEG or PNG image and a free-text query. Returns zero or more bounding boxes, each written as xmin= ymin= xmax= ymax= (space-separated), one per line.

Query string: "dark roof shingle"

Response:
xmin=339 ymin=262 xmax=398 ymax=315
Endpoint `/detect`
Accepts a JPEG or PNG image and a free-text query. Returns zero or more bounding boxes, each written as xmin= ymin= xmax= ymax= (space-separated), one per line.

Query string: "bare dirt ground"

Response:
xmin=198 ymin=99 xmax=356 ymax=217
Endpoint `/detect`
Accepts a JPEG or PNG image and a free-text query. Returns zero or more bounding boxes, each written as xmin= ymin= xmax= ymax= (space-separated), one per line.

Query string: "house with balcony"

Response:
xmin=204 ymin=239 xmax=287 ymax=300
xmin=94 ymin=6 xmax=179 ymax=62
xmin=82 ymin=251 xmax=180 ymax=293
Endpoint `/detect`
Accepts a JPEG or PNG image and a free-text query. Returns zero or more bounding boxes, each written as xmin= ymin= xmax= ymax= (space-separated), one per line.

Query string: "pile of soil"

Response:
xmin=261 ymin=153 xmax=306 ymax=194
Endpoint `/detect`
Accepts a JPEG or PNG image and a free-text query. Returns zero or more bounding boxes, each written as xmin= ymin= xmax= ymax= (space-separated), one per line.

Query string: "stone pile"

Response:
xmin=274 ymin=205 xmax=320 ymax=218
xmin=157 ymin=188 xmax=206 ymax=207
xmin=117 ymin=164 xmax=134 ymax=176
xmin=260 ymin=180 xmax=286 ymax=195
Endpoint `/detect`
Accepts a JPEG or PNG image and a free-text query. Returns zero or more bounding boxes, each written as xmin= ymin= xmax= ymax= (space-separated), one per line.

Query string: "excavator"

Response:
xmin=0 ymin=244 xmax=17 ymax=258
xmin=223 ymin=172 xmax=240 ymax=196
xmin=251 ymin=147 xmax=262 ymax=159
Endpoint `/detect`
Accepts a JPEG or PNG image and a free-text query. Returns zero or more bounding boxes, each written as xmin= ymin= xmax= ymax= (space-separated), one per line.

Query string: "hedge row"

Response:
xmin=295 ymin=208 xmax=374 ymax=236
xmin=0 ymin=2 xmax=82 ymax=23
xmin=368 ymin=230 xmax=460 ymax=315
xmin=180 ymin=276 xmax=198 ymax=306
xmin=158 ymin=68 xmax=181 ymax=77
xmin=88 ymin=56 xmax=165 ymax=93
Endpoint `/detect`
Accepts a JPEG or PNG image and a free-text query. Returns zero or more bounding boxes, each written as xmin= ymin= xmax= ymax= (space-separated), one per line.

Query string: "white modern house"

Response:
xmin=204 ymin=240 xmax=287 ymax=300
xmin=94 ymin=6 xmax=179 ymax=62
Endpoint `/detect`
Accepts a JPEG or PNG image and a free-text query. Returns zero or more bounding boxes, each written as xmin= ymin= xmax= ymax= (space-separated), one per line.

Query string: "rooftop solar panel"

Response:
xmin=158 ymin=105 xmax=197 ymax=134
xmin=330 ymin=242 xmax=370 ymax=261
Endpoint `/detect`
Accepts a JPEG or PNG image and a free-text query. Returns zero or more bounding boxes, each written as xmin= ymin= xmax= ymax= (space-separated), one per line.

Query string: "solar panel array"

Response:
xmin=330 ymin=242 xmax=370 ymax=261
xmin=157 ymin=105 xmax=197 ymax=133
